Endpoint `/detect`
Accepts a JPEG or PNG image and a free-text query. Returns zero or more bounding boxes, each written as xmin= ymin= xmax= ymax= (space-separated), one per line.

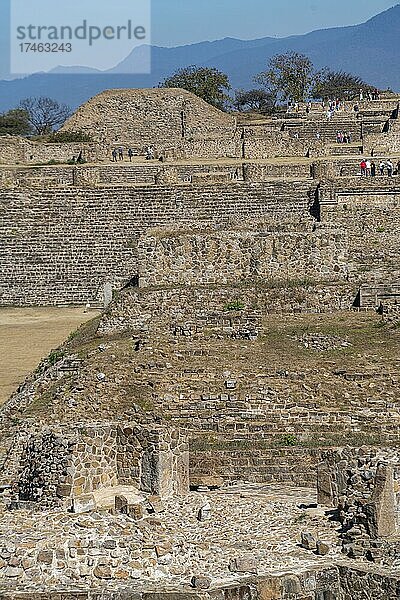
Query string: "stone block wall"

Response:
xmin=319 ymin=182 xmax=400 ymax=284
xmin=243 ymin=162 xmax=312 ymax=181
xmin=0 ymin=136 xmax=100 ymax=165
xmin=98 ymin=283 xmax=354 ymax=336
xmin=241 ymin=127 xmax=326 ymax=159
xmin=190 ymin=447 xmax=321 ymax=487
xmin=117 ymin=425 xmax=189 ymax=497
xmin=338 ymin=566 xmax=400 ymax=599
xmin=0 ymin=181 xmax=314 ymax=306
xmin=317 ymin=448 xmax=400 ymax=557
xmin=0 ymin=160 xmax=313 ymax=189
xmin=364 ymin=131 xmax=400 ymax=155
xmin=15 ymin=423 xmax=188 ymax=507
xmin=137 ymin=227 xmax=348 ymax=288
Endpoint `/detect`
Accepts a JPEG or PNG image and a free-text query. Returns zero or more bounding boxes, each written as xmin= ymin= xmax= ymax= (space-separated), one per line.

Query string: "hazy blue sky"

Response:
xmin=0 ymin=0 xmax=398 ymax=78
xmin=151 ymin=0 xmax=398 ymax=46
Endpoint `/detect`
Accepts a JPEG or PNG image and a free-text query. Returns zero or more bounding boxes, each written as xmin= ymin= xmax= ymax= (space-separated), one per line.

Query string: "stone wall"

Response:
xmin=0 ymin=135 xmax=99 ymax=165
xmin=319 ymin=181 xmax=400 ymax=284
xmin=338 ymin=566 xmax=400 ymax=599
xmin=98 ymin=283 xmax=355 ymax=336
xmin=137 ymin=226 xmax=348 ymax=288
xmin=0 ymin=160 xmax=313 ymax=189
xmin=15 ymin=423 xmax=189 ymax=507
xmin=317 ymin=448 xmax=400 ymax=561
xmin=242 ymin=127 xmax=325 ymax=159
xmin=190 ymin=447 xmax=321 ymax=487
xmin=0 ymin=181 xmax=314 ymax=306
xmin=1 ymin=567 xmax=400 ymax=599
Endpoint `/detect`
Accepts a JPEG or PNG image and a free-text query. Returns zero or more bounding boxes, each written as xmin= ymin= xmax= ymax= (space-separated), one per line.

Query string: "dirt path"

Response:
xmin=0 ymin=308 xmax=97 ymax=406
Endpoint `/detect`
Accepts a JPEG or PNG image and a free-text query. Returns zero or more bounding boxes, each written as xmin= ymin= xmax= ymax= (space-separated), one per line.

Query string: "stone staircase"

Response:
xmin=328 ymin=144 xmax=363 ymax=157
xmin=282 ymin=116 xmax=363 ymax=143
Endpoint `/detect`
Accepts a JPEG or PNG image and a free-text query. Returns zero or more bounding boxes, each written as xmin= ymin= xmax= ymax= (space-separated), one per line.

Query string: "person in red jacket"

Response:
xmin=360 ymin=160 xmax=367 ymax=176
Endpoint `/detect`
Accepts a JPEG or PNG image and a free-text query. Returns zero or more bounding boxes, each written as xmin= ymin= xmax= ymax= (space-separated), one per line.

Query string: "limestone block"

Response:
xmin=72 ymin=494 xmax=96 ymax=514
xmin=368 ymin=463 xmax=396 ymax=538
xmin=316 ymin=540 xmax=330 ymax=556
xmin=191 ymin=575 xmax=211 ymax=589
xmin=228 ymin=556 xmax=258 ymax=574
xmin=197 ymin=503 xmax=211 ymax=522
xmin=317 ymin=465 xmax=334 ymax=507
xmin=301 ymin=531 xmax=317 ymax=550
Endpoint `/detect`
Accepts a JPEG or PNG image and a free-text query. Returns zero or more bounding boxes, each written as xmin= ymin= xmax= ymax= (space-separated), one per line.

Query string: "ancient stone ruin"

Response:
xmin=1 ymin=89 xmax=400 ymax=598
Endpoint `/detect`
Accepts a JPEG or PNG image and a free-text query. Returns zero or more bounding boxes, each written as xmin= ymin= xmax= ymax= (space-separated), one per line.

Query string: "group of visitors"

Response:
xmin=111 ymin=145 xmax=155 ymax=162
xmin=336 ymin=131 xmax=352 ymax=144
xmin=112 ymin=147 xmax=132 ymax=162
xmin=359 ymin=88 xmax=380 ymax=101
xmin=360 ymin=158 xmax=400 ymax=177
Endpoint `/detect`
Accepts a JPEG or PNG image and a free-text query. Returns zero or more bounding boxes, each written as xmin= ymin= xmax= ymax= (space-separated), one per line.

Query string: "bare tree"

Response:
xmin=19 ymin=97 xmax=71 ymax=135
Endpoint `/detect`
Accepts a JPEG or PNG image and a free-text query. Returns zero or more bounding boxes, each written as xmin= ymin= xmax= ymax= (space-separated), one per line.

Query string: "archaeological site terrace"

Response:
xmin=1 ymin=88 xmax=400 ymax=599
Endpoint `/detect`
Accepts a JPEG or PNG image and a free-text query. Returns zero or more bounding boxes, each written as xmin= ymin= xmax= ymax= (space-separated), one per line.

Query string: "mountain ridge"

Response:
xmin=0 ymin=4 xmax=399 ymax=112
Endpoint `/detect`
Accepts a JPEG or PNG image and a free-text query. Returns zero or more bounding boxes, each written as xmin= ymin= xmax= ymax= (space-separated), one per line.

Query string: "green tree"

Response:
xmin=234 ymin=88 xmax=276 ymax=114
xmin=255 ymin=52 xmax=315 ymax=103
xmin=19 ymin=97 xmax=71 ymax=135
xmin=311 ymin=68 xmax=375 ymax=101
xmin=0 ymin=108 xmax=32 ymax=136
xmin=160 ymin=66 xmax=231 ymax=110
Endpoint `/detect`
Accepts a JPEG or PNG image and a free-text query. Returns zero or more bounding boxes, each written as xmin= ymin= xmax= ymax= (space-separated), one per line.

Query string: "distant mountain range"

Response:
xmin=0 ymin=4 xmax=400 ymax=112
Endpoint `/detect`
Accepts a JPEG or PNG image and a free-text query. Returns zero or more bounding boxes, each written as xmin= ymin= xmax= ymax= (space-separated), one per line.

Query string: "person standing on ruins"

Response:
xmin=360 ymin=159 xmax=367 ymax=176
xmin=379 ymin=161 xmax=385 ymax=176
xmin=112 ymin=149 xmax=117 ymax=162
xmin=365 ymin=159 xmax=371 ymax=177
xmin=387 ymin=159 xmax=394 ymax=176
xmin=118 ymin=147 xmax=124 ymax=161
xmin=128 ymin=148 xmax=134 ymax=162
xmin=371 ymin=161 xmax=376 ymax=177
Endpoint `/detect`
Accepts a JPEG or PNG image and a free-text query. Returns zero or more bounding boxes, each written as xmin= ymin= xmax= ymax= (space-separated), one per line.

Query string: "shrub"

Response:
xmin=224 ymin=299 xmax=245 ymax=311
xmin=277 ymin=433 xmax=299 ymax=447
xmin=46 ymin=130 xmax=93 ymax=143
xmin=47 ymin=348 xmax=65 ymax=366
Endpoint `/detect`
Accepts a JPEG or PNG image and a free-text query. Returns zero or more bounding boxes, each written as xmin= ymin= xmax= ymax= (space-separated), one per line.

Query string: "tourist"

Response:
xmin=336 ymin=131 xmax=342 ymax=144
xmin=118 ymin=147 xmax=124 ymax=161
xmin=128 ymin=148 xmax=134 ymax=162
xmin=360 ymin=159 xmax=367 ymax=176
xmin=387 ymin=159 xmax=394 ymax=176
xmin=146 ymin=145 xmax=155 ymax=160
xmin=316 ymin=132 xmax=321 ymax=140
xmin=365 ymin=159 xmax=371 ymax=177
xmin=371 ymin=161 xmax=376 ymax=177
xmin=379 ymin=161 xmax=386 ymax=176
xmin=112 ymin=148 xmax=117 ymax=162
